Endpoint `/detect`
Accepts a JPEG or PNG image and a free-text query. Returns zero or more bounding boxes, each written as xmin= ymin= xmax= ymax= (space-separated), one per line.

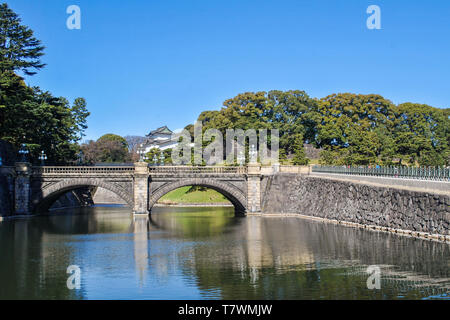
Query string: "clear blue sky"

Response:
xmin=7 ymin=0 xmax=450 ymax=141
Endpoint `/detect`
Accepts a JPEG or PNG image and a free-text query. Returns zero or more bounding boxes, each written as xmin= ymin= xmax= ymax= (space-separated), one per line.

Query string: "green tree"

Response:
xmin=163 ymin=148 xmax=173 ymax=165
xmin=0 ymin=80 xmax=88 ymax=164
xmin=292 ymin=134 xmax=309 ymax=165
xmin=393 ymin=103 xmax=449 ymax=166
xmin=0 ymin=3 xmax=45 ymax=75
xmin=317 ymin=93 xmax=396 ymax=165
xmin=198 ymin=90 xmax=320 ymax=160
xmin=96 ymin=134 xmax=128 ymax=163
xmin=71 ymin=98 xmax=90 ymax=142
xmin=196 ymin=90 xmax=448 ymax=167
xmin=97 ymin=134 xmax=128 ymax=149
xmin=81 ymin=134 xmax=128 ymax=164
xmin=0 ymin=4 xmax=89 ymax=164
xmin=143 ymin=148 xmax=173 ymax=165
xmin=145 ymin=148 xmax=161 ymax=165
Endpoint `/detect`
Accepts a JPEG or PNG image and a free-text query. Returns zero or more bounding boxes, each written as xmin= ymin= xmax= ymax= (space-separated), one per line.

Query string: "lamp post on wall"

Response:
xmin=38 ymin=150 xmax=47 ymax=166
xmin=18 ymin=143 xmax=29 ymax=162
xmin=77 ymin=151 xmax=84 ymax=166
xmin=137 ymin=144 xmax=146 ymax=162
xmin=249 ymin=144 xmax=257 ymax=164
xmin=237 ymin=150 xmax=245 ymax=166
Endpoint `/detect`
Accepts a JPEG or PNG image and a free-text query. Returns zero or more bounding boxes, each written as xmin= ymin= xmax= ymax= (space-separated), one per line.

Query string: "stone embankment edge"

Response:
xmin=0 ymin=214 xmax=38 ymax=221
xmin=256 ymin=212 xmax=450 ymax=244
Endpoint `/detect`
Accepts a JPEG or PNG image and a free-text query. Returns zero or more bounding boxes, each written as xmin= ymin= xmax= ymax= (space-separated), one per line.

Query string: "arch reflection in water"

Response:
xmin=0 ymin=206 xmax=449 ymax=299
xmin=149 ymin=206 xmax=239 ymax=238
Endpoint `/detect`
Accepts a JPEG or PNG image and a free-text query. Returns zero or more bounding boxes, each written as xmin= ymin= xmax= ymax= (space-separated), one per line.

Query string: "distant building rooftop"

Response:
xmin=146 ymin=126 xmax=173 ymax=137
xmin=143 ymin=126 xmax=178 ymax=151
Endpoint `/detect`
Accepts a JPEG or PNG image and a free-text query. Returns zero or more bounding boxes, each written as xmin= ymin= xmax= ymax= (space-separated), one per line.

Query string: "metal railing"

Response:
xmin=148 ymin=166 xmax=247 ymax=174
xmin=312 ymin=165 xmax=450 ymax=181
xmin=33 ymin=166 xmax=135 ymax=175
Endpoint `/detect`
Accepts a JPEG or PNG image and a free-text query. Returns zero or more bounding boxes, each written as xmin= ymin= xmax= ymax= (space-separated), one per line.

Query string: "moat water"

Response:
xmin=0 ymin=206 xmax=449 ymax=300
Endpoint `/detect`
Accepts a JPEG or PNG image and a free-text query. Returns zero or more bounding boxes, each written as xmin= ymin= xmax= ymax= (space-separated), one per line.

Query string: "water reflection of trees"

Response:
xmin=170 ymin=217 xmax=450 ymax=299
xmin=0 ymin=218 xmax=83 ymax=299
xmin=135 ymin=208 xmax=450 ymax=299
xmin=149 ymin=207 xmax=241 ymax=238
xmin=0 ymin=207 xmax=134 ymax=299
xmin=1 ymin=207 xmax=449 ymax=300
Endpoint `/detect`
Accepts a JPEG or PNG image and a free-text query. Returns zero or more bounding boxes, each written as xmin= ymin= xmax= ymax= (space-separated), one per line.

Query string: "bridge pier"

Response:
xmin=247 ymin=163 xmax=261 ymax=214
xmin=133 ymin=162 xmax=149 ymax=215
xmin=14 ymin=162 xmax=32 ymax=215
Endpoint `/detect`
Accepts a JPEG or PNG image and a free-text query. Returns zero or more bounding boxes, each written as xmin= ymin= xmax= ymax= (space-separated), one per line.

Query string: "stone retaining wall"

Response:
xmin=0 ymin=175 xmax=13 ymax=217
xmin=262 ymin=174 xmax=450 ymax=237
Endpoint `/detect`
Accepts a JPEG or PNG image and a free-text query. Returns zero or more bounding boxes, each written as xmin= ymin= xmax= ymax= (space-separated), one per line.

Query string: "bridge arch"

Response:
xmin=32 ymin=178 xmax=133 ymax=213
xmin=149 ymin=178 xmax=247 ymax=215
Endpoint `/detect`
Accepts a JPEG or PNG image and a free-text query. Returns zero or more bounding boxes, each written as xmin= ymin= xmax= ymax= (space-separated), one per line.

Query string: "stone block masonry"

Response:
xmin=262 ymin=174 xmax=450 ymax=238
xmin=247 ymin=163 xmax=262 ymax=213
xmin=133 ymin=162 xmax=149 ymax=214
xmin=4 ymin=161 xmax=449 ymax=239
xmin=14 ymin=162 xmax=32 ymax=215
xmin=92 ymin=187 xmax=127 ymax=204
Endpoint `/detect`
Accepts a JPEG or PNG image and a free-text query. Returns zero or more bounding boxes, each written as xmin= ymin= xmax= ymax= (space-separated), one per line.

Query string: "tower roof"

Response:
xmin=146 ymin=126 xmax=173 ymax=137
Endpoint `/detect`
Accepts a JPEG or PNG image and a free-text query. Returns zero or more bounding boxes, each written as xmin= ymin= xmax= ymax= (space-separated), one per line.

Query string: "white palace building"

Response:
xmin=141 ymin=126 xmax=179 ymax=153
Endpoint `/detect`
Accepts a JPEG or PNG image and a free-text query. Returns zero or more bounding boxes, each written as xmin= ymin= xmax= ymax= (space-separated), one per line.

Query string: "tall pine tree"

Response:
xmin=0 ymin=3 xmax=45 ymax=75
xmin=0 ymin=3 xmax=89 ymax=164
xmin=292 ymin=134 xmax=309 ymax=165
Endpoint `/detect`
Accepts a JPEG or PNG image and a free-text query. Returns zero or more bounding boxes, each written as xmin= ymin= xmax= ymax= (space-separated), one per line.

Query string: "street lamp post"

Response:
xmin=160 ymin=152 xmax=165 ymax=166
xmin=77 ymin=151 xmax=84 ymax=166
xmin=18 ymin=143 xmax=29 ymax=162
xmin=152 ymin=154 xmax=158 ymax=166
xmin=38 ymin=150 xmax=47 ymax=166
xmin=137 ymin=144 xmax=146 ymax=162
xmin=249 ymin=144 xmax=257 ymax=164
xmin=237 ymin=150 xmax=245 ymax=166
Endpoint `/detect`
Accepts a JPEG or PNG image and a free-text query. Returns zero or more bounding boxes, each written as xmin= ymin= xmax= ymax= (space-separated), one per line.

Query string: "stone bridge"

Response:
xmin=7 ymin=162 xmax=272 ymax=216
xmin=2 ymin=162 xmax=448 ymax=240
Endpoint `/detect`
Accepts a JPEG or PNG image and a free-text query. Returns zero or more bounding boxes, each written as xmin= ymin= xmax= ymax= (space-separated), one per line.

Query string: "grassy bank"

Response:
xmin=158 ymin=186 xmax=231 ymax=204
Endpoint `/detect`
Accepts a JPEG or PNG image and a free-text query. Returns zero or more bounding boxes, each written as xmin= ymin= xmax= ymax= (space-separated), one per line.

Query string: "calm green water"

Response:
xmin=0 ymin=206 xmax=449 ymax=300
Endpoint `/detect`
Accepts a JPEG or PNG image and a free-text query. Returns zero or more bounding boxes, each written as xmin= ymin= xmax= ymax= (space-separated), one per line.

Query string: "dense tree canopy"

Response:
xmin=81 ymin=134 xmax=129 ymax=164
xmin=195 ymin=91 xmax=449 ymax=166
xmin=0 ymin=70 xmax=89 ymax=164
xmin=196 ymin=90 xmax=319 ymax=163
xmin=0 ymin=3 xmax=89 ymax=164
